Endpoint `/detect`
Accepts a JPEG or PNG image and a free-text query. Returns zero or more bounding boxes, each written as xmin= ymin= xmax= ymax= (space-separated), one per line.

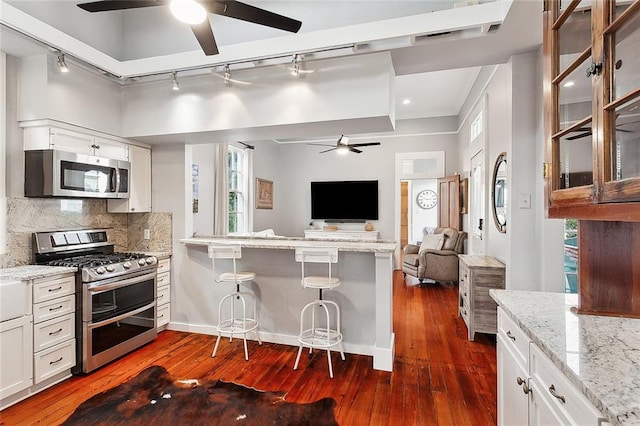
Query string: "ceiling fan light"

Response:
xmin=336 ymin=145 xmax=349 ymax=154
xmin=170 ymin=0 xmax=207 ymax=25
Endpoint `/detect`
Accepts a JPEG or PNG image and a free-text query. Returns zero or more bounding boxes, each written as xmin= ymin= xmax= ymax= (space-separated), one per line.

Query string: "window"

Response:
xmin=228 ymin=146 xmax=249 ymax=234
xmin=563 ymin=218 xmax=578 ymax=293
xmin=471 ymin=110 xmax=483 ymax=141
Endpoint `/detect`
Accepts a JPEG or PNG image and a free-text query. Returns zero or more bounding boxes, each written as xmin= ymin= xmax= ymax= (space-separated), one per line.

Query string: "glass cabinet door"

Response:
xmin=602 ymin=4 xmax=640 ymax=201
xmin=545 ymin=0 xmax=640 ymax=215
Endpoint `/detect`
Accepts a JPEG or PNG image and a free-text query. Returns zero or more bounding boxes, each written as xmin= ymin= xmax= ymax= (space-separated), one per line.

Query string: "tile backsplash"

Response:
xmin=1 ymin=197 xmax=171 ymax=267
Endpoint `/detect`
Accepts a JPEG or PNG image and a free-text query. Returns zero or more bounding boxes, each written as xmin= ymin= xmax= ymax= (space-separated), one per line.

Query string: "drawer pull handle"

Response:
xmin=49 ymin=328 xmax=63 ymax=336
xmin=49 ymin=357 xmax=63 ymax=365
xmin=48 ymin=286 xmax=63 ymax=292
xmin=548 ymin=385 xmax=566 ymax=403
xmin=49 ymin=305 xmax=64 ymax=311
xmin=506 ymin=330 xmax=516 ymax=342
xmin=516 ymin=376 xmax=525 ymax=385
xmin=158 ymin=314 xmax=164 ymax=318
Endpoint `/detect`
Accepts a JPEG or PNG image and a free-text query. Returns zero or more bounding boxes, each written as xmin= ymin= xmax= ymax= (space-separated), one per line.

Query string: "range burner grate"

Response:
xmin=46 ymin=252 xmax=147 ymax=268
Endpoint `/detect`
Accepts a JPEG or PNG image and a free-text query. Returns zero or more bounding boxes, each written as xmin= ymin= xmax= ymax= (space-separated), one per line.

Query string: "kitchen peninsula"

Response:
xmin=179 ymin=235 xmax=396 ymax=371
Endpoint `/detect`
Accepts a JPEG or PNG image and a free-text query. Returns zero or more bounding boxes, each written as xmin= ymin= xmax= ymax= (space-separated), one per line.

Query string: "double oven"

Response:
xmin=33 ymin=229 xmax=157 ymax=374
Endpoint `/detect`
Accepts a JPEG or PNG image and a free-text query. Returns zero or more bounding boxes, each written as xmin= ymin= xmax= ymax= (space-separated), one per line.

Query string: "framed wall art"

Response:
xmin=255 ymin=178 xmax=273 ymax=209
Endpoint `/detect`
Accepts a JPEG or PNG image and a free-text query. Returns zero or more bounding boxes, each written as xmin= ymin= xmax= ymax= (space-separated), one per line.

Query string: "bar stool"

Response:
xmin=293 ymin=247 xmax=345 ymax=378
xmin=208 ymin=244 xmax=261 ymax=361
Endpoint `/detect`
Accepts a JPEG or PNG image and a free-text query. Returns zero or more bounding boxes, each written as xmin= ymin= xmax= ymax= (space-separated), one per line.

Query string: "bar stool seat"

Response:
xmin=293 ymin=247 xmax=345 ymax=378
xmin=208 ymin=245 xmax=261 ymax=361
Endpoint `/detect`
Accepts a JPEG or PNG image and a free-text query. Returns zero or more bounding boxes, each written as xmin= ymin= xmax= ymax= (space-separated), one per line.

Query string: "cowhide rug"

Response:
xmin=63 ymin=365 xmax=338 ymax=425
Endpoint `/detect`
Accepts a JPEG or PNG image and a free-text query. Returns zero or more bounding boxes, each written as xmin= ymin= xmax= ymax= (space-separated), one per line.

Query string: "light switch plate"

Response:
xmin=519 ymin=193 xmax=531 ymax=209
xmin=143 ymin=229 xmax=150 ymax=240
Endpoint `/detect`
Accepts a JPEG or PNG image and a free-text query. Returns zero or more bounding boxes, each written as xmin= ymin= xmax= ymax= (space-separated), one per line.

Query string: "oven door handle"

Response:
xmin=88 ymin=301 xmax=156 ymax=329
xmin=88 ymin=271 xmax=157 ymax=294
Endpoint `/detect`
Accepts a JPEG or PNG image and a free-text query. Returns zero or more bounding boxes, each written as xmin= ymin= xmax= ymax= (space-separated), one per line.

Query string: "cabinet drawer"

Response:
xmin=157 ymin=258 xmax=171 ymax=274
xmin=157 ymin=271 xmax=170 ymax=287
xmin=33 ymin=275 xmax=74 ymax=304
xmin=157 ymin=303 xmax=170 ymax=328
xmin=529 ymin=343 xmax=604 ymax=425
xmin=34 ymin=339 xmax=75 ymax=384
xmin=34 ymin=313 xmax=75 ymax=353
xmin=459 ymin=262 xmax=469 ymax=286
xmin=497 ymin=308 xmax=530 ymax=371
xmin=157 ymin=285 xmax=170 ymax=306
xmin=33 ymin=295 xmax=75 ymax=324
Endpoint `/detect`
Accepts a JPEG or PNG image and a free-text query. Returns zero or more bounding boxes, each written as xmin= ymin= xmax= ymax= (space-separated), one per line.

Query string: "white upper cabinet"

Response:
xmin=107 ymin=144 xmax=152 ymax=213
xmin=22 ymin=122 xmax=129 ymax=161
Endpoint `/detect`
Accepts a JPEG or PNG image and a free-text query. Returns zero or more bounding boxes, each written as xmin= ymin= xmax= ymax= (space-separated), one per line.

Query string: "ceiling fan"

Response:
xmin=307 ymin=135 xmax=381 ymax=154
xmin=76 ymin=0 xmax=303 ymax=56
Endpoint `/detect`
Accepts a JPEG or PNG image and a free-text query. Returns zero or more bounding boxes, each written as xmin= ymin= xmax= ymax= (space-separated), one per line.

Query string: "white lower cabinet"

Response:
xmin=0 ymin=315 xmax=33 ymax=400
xmin=497 ymin=308 xmax=608 ymax=426
xmin=31 ymin=275 xmax=76 ymax=384
xmin=156 ymin=257 xmax=171 ymax=330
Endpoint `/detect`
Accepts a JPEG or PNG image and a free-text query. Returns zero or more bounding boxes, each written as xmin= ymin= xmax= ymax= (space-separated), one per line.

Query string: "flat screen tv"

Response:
xmin=311 ymin=180 xmax=379 ymax=222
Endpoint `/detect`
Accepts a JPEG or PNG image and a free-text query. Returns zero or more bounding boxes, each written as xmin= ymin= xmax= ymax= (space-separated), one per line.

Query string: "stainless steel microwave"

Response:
xmin=25 ymin=149 xmax=130 ymax=199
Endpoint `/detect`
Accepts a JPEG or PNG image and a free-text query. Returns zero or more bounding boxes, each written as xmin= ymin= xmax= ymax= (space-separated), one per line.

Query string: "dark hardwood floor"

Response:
xmin=0 ymin=272 xmax=497 ymax=425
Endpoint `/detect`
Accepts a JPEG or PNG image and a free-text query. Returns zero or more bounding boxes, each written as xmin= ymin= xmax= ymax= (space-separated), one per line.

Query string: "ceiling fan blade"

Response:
xmin=77 ymin=0 xmax=164 ymax=12
xmin=566 ymin=132 xmax=592 ymax=141
xmin=307 ymin=143 xmax=336 ymax=147
xmin=204 ymin=0 xmax=302 ymax=33
xmin=349 ymin=142 xmax=381 ymax=148
xmin=190 ymin=19 xmax=219 ymax=55
xmin=348 ymin=147 xmax=363 ymax=154
xmin=319 ymin=148 xmax=337 ymax=153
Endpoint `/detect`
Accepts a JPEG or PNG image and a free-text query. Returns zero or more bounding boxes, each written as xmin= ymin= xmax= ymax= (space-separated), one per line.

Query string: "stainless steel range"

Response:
xmin=33 ymin=228 xmax=157 ymax=374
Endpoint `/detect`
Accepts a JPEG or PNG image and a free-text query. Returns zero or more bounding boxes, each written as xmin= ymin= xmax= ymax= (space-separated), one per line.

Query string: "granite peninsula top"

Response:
xmin=490 ymin=290 xmax=640 ymax=425
xmin=0 ymin=265 xmax=77 ymax=281
xmin=180 ymin=235 xmax=397 ymax=253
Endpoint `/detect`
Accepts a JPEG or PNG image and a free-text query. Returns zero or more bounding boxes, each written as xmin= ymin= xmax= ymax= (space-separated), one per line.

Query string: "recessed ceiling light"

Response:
xmin=402 ymin=98 xmax=411 ymax=105
xmin=563 ymin=81 xmax=575 ymax=88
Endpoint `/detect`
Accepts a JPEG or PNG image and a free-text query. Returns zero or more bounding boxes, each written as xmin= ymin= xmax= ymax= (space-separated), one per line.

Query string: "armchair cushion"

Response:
xmin=418 ymin=233 xmax=445 ymax=253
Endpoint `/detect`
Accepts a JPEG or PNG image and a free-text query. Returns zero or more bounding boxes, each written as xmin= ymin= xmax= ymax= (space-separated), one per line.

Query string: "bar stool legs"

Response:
xmin=212 ymin=283 xmax=261 ymax=361
xmin=294 ymin=293 xmax=345 ymax=378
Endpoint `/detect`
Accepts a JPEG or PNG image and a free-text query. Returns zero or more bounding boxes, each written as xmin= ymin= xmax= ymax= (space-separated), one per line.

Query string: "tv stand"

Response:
xmin=304 ymin=229 xmax=379 ymax=241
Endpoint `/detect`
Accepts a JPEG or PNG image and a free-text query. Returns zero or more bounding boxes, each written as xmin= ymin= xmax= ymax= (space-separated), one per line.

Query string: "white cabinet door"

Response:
xmin=107 ymin=145 xmax=151 ymax=213
xmin=0 ymin=315 xmax=33 ymax=399
xmin=497 ymin=334 xmax=529 ymax=426
xmin=529 ymin=381 xmax=566 ymax=426
xmin=93 ymin=137 xmax=129 ymax=161
xmin=49 ymin=128 xmax=94 ymax=155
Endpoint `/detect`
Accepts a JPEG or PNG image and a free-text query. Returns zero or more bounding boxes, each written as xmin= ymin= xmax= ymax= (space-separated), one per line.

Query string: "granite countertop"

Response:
xmin=145 ymin=251 xmax=172 ymax=259
xmin=490 ymin=290 xmax=640 ymax=425
xmin=180 ymin=235 xmax=397 ymax=253
xmin=0 ymin=265 xmax=77 ymax=281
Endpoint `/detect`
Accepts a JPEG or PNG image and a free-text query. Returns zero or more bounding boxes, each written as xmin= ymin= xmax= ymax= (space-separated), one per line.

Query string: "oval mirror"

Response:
xmin=492 ymin=152 xmax=507 ymax=233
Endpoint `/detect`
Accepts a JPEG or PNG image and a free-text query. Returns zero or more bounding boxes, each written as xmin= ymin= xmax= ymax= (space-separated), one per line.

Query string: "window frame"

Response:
xmin=227 ymin=145 xmax=249 ymax=234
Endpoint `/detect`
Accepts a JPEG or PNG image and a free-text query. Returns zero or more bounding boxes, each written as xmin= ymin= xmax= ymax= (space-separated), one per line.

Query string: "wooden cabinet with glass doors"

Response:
xmin=544 ymin=0 xmax=640 ymax=317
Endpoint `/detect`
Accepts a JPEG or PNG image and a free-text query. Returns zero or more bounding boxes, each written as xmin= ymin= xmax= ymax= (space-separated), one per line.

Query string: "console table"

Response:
xmin=458 ymin=255 xmax=505 ymax=341
xmin=304 ymin=229 xmax=379 ymax=240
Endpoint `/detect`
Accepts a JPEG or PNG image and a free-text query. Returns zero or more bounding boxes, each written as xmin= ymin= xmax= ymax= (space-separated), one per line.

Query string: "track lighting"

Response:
xmin=57 ymin=53 xmax=69 ymax=73
xmin=291 ymin=54 xmax=300 ymax=76
xmin=223 ymin=64 xmax=231 ymax=86
xmin=170 ymin=0 xmax=207 ymax=25
xmin=171 ymin=72 xmax=180 ymax=91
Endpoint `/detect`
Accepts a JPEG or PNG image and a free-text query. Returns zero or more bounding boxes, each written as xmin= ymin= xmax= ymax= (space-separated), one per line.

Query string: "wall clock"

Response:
xmin=416 ymin=189 xmax=438 ymax=209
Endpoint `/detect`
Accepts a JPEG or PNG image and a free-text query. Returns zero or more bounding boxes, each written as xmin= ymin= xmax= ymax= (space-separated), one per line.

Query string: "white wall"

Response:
xmin=409 ymin=179 xmax=438 ymax=243
xmin=17 ymin=54 xmax=122 ymax=136
xmin=121 ymin=52 xmax=395 ymax=143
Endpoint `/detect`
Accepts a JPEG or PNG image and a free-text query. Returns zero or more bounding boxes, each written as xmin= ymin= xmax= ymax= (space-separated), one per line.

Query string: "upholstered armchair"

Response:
xmin=402 ymin=227 xmax=467 ymax=284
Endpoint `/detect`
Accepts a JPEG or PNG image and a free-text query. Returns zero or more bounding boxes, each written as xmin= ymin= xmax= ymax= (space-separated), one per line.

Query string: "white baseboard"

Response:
xmin=166 ymin=321 xmax=375 ymax=357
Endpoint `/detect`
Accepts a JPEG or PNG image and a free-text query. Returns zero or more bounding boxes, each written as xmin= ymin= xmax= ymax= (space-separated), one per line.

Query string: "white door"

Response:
xmin=470 ymin=150 xmax=486 ymax=255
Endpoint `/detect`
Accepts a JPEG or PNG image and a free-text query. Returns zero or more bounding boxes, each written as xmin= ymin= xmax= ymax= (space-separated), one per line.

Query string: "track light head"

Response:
xmin=223 ymin=64 xmax=231 ymax=86
xmin=171 ymin=72 xmax=180 ymax=91
xmin=57 ymin=54 xmax=69 ymax=73
xmin=291 ymin=54 xmax=300 ymax=76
